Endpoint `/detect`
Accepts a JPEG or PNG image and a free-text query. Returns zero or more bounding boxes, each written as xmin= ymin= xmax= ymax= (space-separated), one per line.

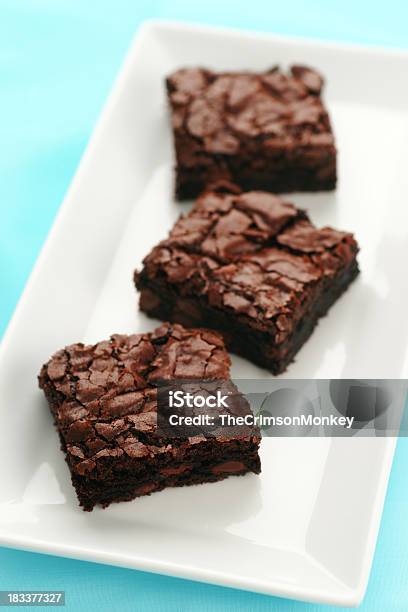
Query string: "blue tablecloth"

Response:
xmin=1 ymin=1 xmax=407 ymax=609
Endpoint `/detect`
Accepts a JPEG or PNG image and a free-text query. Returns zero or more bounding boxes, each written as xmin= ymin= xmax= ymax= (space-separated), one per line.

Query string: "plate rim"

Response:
xmin=148 ymin=17 xmax=408 ymax=59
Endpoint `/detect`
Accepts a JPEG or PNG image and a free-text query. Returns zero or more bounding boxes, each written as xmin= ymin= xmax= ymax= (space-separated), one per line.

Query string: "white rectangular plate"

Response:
xmin=1 ymin=20 xmax=407 ymax=607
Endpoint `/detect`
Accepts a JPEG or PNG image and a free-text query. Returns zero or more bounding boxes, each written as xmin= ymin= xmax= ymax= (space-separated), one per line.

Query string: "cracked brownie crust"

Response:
xmin=38 ymin=322 xmax=261 ymax=511
xmin=167 ymin=65 xmax=336 ymax=199
xmin=135 ymin=185 xmax=359 ymax=373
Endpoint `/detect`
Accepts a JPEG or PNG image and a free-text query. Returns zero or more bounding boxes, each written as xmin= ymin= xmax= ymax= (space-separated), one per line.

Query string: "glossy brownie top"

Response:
xmin=136 ymin=185 xmax=358 ymax=340
xmin=38 ymin=323 xmax=234 ymax=476
xmin=166 ymin=65 xmax=334 ymax=155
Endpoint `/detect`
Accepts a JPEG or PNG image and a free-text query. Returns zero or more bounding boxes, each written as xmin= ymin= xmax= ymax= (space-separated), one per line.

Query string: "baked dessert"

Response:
xmin=135 ymin=184 xmax=359 ymax=373
xmin=166 ymin=65 xmax=336 ymax=199
xmin=39 ymin=322 xmax=261 ymax=511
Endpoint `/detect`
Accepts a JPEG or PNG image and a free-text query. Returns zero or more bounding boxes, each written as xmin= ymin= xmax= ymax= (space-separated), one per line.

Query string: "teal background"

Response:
xmin=1 ymin=1 xmax=408 ymax=610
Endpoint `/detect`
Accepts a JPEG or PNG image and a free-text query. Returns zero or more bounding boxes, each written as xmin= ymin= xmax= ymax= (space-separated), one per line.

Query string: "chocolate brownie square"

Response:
xmin=135 ymin=185 xmax=359 ymax=373
xmin=39 ymin=322 xmax=261 ymax=511
xmin=167 ymin=65 xmax=336 ymax=199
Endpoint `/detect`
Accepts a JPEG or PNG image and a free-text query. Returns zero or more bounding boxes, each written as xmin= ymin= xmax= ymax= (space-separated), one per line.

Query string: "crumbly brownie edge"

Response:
xmin=72 ymin=444 xmax=261 ymax=510
xmin=175 ymin=161 xmax=337 ymax=200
